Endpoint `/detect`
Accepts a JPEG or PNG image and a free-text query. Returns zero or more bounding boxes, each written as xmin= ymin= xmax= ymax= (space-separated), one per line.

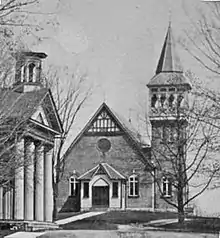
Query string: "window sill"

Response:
xmin=69 ymin=195 xmax=77 ymax=198
xmin=83 ymin=197 xmax=89 ymax=199
xmin=128 ymin=195 xmax=139 ymax=198
xmin=112 ymin=196 xmax=119 ymax=198
xmin=161 ymin=195 xmax=172 ymax=198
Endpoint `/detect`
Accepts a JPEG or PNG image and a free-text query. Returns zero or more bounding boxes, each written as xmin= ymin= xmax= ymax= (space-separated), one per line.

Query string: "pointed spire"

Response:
xmin=155 ymin=23 xmax=183 ymax=74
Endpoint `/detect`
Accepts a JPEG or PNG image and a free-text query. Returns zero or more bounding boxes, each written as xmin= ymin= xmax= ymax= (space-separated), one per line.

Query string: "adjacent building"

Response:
xmin=0 ymin=52 xmax=62 ymax=225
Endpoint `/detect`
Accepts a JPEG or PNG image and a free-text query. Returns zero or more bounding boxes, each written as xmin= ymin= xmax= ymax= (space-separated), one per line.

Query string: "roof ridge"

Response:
xmin=103 ymin=163 xmax=126 ymax=179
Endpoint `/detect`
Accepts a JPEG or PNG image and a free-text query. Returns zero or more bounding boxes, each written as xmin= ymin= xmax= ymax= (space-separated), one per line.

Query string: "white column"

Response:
xmin=121 ymin=182 xmax=126 ymax=210
xmin=3 ymin=189 xmax=10 ymax=219
xmin=44 ymin=147 xmax=53 ymax=222
xmin=14 ymin=139 xmax=24 ymax=220
xmin=35 ymin=143 xmax=44 ymax=221
xmin=24 ymin=141 xmax=35 ymax=221
xmin=0 ymin=187 xmax=3 ymax=219
xmin=152 ymin=170 xmax=156 ymax=211
xmin=10 ymin=188 xmax=13 ymax=219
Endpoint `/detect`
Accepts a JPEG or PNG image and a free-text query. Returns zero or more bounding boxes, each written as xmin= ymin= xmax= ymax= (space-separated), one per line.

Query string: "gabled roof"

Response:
xmin=0 ymin=88 xmax=63 ymax=134
xmin=78 ymin=162 xmax=126 ymax=180
xmin=63 ymin=103 xmax=152 ymax=167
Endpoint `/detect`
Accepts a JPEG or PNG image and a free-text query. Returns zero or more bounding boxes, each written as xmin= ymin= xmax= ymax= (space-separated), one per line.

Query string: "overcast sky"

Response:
xmin=24 ymin=0 xmax=209 ymax=141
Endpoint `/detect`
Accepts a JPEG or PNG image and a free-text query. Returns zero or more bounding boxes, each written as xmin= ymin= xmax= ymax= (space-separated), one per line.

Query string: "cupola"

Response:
xmin=13 ymin=51 xmax=47 ymax=93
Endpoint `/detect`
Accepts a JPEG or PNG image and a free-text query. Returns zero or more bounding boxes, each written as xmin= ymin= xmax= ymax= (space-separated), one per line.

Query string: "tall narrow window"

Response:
xmin=28 ymin=63 xmax=36 ymax=82
xmin=168 ymin=94 xmax=174 ymax=108
xmin=69 ymin=176 xmax=79 ymax=196
xmin=162 ymin=177 xmax=172 ymax=197
xmin=177 ymin=95 xmax=184 ymax=108
xmin=129 ymin=174 xmax=139 ymax=197
xmin=112 ymin=182 xmax=118 ymax=198
xmin=162 ymin=126 xmax=167 ymax=142
xmin=151 ymin=94 xmax=157 ymax=108
xmin=160 ymin=94 xmax=166 ymax=108
xmin=83 ymin=182 xmax=89 ymax=198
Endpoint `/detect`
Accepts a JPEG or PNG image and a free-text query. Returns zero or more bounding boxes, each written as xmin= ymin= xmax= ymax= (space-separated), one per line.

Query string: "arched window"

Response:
xmin=129 ymin=174 xmax=139 ymax=197
xmin=177 ymin=95 xmax=184 ymax=108
xmin=168 ymin=94 xmax=175 ymax=108
xmin=28 ymin=63 xmax=36 ymax=82
xmin=69 ymin=176 xmax=79 ymax=196
xmin=151 ymin=94 xmax=157 ymax=108
xmin=160 ymin=94 xmax=166 ymax=108
xmin=22 ymin=66 xmax=27 ymax=82
xmin=162 ymin=176 xmax=172 ymax=197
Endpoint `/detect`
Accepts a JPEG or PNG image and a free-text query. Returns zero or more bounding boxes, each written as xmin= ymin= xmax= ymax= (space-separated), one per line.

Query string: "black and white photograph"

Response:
xmin=0 ymin=0 xmax=220 ymax=237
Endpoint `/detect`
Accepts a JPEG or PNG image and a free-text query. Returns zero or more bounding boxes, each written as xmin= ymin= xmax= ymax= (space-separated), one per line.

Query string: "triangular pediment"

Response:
xmin=94 ymin=164 xmax=106 ymax=176
xmin=78 ymin=162 xmax=126 ymax=180
xmin=37 ymin=113 xmax=44 ymax=124
xmin=86 ymin=107 xmax=121 ymax=134
xmin=31 ymin=105 xmax=49 ymax=126
xmin=41 ymin=91 xmax=63 ymax=134
xmin=30 ymin=90 xmax=63 ymax=134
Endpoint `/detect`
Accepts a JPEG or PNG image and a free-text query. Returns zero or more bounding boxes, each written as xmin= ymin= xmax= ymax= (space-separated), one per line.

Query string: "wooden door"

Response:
xmin=92 ymin=186 xmax=109 ymax=207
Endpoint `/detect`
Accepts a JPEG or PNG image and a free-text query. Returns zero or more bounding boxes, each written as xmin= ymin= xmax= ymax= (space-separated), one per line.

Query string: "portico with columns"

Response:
xmin=0 ymin=51 xmax=63 ymax=224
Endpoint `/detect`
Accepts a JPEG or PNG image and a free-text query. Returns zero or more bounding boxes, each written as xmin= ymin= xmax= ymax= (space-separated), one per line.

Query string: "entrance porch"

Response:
xmin=78 ymin=163 xmax=126 ymax=211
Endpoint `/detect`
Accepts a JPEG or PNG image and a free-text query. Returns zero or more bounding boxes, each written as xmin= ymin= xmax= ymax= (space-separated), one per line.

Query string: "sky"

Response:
xmin=21 ymin=0 xmax=220 ymax=216
xmin=24 ymin=0 xmax=205 ymax=142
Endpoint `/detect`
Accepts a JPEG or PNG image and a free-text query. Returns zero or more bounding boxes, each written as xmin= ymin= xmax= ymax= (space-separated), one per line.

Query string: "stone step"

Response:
xmin=0 ymin=220 xmax=59 ymax=232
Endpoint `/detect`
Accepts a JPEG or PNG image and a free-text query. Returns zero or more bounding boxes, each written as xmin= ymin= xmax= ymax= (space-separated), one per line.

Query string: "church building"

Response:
xmin=0 ymin=52 xmax=62 ymax=227
xmin=58 ymin=24 xmax=191 ymax=212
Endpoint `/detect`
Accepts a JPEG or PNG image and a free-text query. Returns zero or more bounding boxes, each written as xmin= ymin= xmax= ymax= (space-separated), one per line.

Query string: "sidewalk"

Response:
xmin=145 ymin=218 xmax=191 ymax=226
xmin=4 ymin=231 xmax=45 ymax=238
xmin=5 ymin=211 xmax=107 ymax=237
xmin=55 ymin=211 xmax=107 ymax=225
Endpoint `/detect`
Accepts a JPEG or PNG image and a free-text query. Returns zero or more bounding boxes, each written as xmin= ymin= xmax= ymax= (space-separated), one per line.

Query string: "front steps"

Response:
xmin=0 ymin=220 xmax=59 ymax=231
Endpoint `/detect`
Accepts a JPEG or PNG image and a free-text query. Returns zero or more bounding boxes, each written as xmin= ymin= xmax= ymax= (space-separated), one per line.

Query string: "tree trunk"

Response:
xmin=52 ymin=182 xmax=59 ymax=221
xmin=177 ymin=185 xmax=185 ymax=224
xmin=178 ymin=206 xmax=185 ymax=224
xmin=53 ymin=194 xmax=57 ymax=221
xmin=52 ymin=138 xmax=64 ymax=221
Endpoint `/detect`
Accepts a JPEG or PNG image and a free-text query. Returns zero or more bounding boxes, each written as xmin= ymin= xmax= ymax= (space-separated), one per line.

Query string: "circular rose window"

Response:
xmin=97 ymin=138 xmax=111 ymax=153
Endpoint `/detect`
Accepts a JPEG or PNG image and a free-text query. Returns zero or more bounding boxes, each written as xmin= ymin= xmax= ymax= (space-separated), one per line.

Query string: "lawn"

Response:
xmin=56 ymin=211 xmax=88 ymax=221
xmin=61 ymin=210 xmax=178 ymax=230
xmin=0 ymin=229 xmax=15 ymax=238
xmin=157 ymin=216 xmax=220 ymax=233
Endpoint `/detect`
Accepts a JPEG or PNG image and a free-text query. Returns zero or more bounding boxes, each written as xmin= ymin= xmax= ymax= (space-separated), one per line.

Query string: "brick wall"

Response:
xmin=151 ymin=121 xmax=185 ymax=211
xmin=57 ymin=134 xmax=152 ymax=211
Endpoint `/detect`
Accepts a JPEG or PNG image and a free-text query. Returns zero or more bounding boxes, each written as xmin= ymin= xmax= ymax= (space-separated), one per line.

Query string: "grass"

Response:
xmin=56 ymin=211 xmax=88 ymax=221
xmin=60 ymin=210 xmax=220 ymax=233
xmin=158 ymin=216 xmax=220 ymax=233
xmin=0 ymin=229 xmax=15 ymax=238
xmin=61 ymin=210 xmax=178 ymax=230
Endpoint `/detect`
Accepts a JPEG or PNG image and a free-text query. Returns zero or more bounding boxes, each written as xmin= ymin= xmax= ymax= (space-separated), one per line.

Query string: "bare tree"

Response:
xmin=143 ymin=81 xmax=220 ymax=224
xmin=182 ymin=1 xmax=220 ymax=76
xmin=44 ymin=66 xmax=92 ymax=219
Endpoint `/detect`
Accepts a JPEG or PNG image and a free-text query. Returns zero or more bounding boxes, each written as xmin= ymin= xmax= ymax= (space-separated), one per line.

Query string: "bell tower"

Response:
xmin=13 ymin=51 xmax=47 ymax=93
xmin=147 ymin=24 xmax=191 ymax=129
xmin=147 ymin=23 xmax=192 ymax=206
